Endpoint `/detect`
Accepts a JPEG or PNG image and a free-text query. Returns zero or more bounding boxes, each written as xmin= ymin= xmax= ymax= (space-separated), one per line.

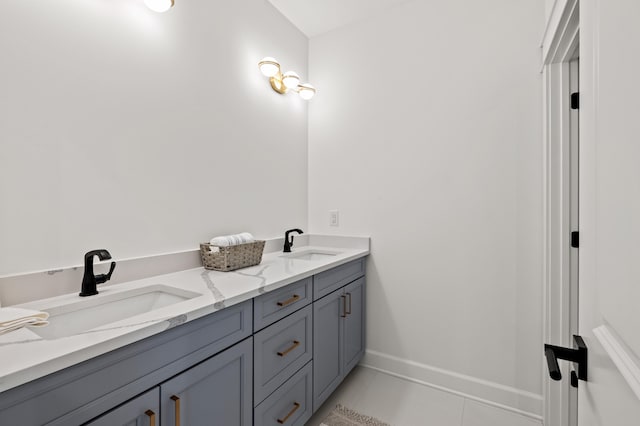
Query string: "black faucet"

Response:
xmin=80 ymin=249 xmax=116 ymax=297
xmin=283 ymin=229 xmax=303 ymax=253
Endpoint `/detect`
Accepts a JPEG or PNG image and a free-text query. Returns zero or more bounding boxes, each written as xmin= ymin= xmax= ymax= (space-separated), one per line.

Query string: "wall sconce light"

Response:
xmin=258 ymin=57 xmax=316 ymax=101
xmin=144 ymin=0 xmax=174 ymax=13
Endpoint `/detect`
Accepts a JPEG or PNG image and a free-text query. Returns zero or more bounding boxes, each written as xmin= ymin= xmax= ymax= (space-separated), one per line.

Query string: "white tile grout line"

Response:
xmin=460 ymin=398 xmax=467 ymax=426
xmin=359 ymin=364 xmax=543 ymax=423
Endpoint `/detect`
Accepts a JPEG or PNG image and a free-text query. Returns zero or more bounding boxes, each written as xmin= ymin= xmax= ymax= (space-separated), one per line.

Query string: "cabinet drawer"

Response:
xmin=254 ymin=361 xmax=313 ymax=426
xmin=254 ymin=277 xmax=312 ymax=331
xmin=254 ymin=305 xmax=313 ymax=404
xmin=313 ymin=258 xmax=365 ymax=300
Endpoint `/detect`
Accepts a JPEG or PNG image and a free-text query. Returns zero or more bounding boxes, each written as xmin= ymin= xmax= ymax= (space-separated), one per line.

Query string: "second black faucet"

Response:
xmin=283 ymin=229 xmax=303 ymax=252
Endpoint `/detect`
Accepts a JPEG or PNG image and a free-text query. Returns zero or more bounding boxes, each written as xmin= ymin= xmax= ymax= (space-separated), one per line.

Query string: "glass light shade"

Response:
xmin=258 ymin=57 xmax=280 ymax=77
xmin=144 ymin=0 xmax=174 ymax=12
xmin=298 ymin=83 xmax=316 ymax=100
xmin=282 ymin=71 xmax=300 ymax=89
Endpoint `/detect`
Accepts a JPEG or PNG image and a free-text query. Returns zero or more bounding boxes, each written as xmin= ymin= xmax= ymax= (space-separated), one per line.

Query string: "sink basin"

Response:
xmin=29 ymin=285 xmax=201 ymax=340
xmin=280 ymin=249 xmax=341 ymax=261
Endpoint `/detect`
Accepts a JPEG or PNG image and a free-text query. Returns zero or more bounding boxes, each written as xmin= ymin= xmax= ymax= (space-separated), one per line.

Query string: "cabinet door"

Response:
xmin=312 ymin=289 xmax=345 ymax=411
xmin=343 ymin=277 xmax=365 ymax=376
xmin=86 ymin=388 xmax=159 ymax=426
xmin=160 ymin=337 xmax=253 ymax=426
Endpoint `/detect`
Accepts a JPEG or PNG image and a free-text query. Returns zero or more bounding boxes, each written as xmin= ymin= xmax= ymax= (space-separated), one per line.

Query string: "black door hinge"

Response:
xmin=571 ymin=231 xmax=579 ymax=248
xmin=571 ymin=92 xmax=579 ymax=110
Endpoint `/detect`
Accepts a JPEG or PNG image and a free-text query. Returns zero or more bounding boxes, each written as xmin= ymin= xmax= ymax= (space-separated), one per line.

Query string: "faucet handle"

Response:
xmin=95 ymin=261 xmax=116 ymax=285
xmin=85 ymin=249 xmax=112 ymax=262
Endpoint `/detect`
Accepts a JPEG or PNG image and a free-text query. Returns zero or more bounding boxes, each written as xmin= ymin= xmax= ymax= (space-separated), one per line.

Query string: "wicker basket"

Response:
xmin=199 ymin=240 xmax=266 ymax=272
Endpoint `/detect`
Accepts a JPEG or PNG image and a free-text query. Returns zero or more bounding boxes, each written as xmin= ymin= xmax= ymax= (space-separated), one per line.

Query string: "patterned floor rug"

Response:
xmin=320 ymin=404 xmax=391 ymax=426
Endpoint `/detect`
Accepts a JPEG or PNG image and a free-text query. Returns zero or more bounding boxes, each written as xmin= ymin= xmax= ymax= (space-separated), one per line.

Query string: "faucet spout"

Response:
xmin=80 ymin=249 xmax=116 ymax=297
xmin=283 ymin=229 xmax=304 ymax=253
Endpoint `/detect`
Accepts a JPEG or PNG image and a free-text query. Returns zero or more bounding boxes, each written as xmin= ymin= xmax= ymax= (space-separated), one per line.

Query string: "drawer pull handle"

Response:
xmin=341 ymin=295 xmax=347 ymax=318
xmin=277 ymin=340 xmax=301 ymax=357
xmin=277 ymin=294 xmax=300 ymax=307
xmin=277 ymin=402 xmax=301 ymax=424
xmin=145 ymin=409 xmax=156 ymax=426
xmin=171 ymin=395 xmax=181 ymax=426
xmin=346 ymin=292 xmax=352 ymax=315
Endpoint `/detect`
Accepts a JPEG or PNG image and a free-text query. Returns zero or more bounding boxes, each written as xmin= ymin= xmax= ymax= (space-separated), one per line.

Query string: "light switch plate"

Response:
xmin=329 ymin=210 xmax=339 ymax=226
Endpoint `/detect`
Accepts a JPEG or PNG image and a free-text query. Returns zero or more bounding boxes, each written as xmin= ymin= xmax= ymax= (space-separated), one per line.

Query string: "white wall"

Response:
xmin=308 ymin=0 xmax=544 ymax=414
xmin=0 ymin=0 xmax=308 ymax=276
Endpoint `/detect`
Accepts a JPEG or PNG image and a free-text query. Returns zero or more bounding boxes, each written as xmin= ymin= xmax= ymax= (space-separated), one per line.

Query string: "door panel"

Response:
xmin=343 ymin=277 xmax=365 ymax=376
xmin=579 ymin=0 xmax=640 ymax=424
xmin=312 ymin=289 xmax=343 ymax=411
xmin=160 ymin=338 xmax=253 ymax=426
xmin=587 ymin=2 xmax=640 ymax=359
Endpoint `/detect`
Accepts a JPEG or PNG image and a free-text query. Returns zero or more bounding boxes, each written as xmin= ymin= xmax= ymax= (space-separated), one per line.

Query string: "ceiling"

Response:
xmin=268 ymin=0 xmax=416 ymax=38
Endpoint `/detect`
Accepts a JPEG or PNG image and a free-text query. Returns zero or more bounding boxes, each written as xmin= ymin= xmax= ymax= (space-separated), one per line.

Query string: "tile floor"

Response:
xmin=305 ymin=367 xmax=543 ymax=426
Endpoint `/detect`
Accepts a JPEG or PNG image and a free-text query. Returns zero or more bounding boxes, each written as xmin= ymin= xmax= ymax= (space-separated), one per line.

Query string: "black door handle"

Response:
xmin=544 ymin=335 xmax=588 ymax=383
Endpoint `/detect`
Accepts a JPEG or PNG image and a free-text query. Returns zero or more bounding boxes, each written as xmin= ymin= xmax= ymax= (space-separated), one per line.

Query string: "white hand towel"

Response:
xmin=0 ymin=308 xmax=49 ymax=335
xmin=210 ymin=233 xmax=255 ymax=248
xmin=238 ymin=232 xmax=255 ymax=242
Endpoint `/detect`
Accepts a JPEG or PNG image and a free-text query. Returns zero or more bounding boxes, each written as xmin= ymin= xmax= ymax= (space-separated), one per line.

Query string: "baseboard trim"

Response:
xmin=361 ymin=350 xmax=543 ymax=421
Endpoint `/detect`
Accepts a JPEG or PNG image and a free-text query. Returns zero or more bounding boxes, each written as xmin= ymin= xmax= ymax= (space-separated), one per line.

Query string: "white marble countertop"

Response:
xmin=0 ymin=235 xmax=369 ymax=394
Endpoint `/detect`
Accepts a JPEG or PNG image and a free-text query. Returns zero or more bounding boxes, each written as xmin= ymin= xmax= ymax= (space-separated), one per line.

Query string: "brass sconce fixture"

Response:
xmin=258 ymin=57 xmax=316 ymax=100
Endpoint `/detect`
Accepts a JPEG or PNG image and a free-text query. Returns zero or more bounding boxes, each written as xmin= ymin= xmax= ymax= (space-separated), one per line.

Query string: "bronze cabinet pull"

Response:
xmin=277 ymin=340 xmax=301 ymax=357
xmin=171 ymin=395 xmax=181 ymax=426
xmin=277 ymin=294 xmax=300 ymax=307
xmin=145 ymin=409 xmax=156 ymax=426
xmin=341 ymin=295 xmax=347 ymax=317
xmin=346 ymin=292 xmax=352 ymax=315
xmin=277 ymin=402 xmax=301 ymax=424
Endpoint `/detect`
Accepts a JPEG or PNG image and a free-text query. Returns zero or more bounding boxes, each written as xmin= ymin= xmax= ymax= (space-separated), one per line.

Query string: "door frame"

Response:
xmin=541 ymin=1 xmax=580 ymax=425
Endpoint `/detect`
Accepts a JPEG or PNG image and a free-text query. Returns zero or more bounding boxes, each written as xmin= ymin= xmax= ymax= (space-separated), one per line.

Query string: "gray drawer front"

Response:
xmin=254 ymin=361 xmax=313 ymax=426
xmin=254 ymin=277 xmax=312 ymax=331
xmin=0 ymin=300 xmax=252 ymax=426
xmin=254 ymin=305 xmax=313 ymax=405
xmin=313 ymin=258 xmax=365 ymax=300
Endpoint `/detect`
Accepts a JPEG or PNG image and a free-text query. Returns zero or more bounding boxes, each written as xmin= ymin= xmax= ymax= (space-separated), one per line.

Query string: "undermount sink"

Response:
xmin=29 ymin=284 xmax=201 ymax=340
xmin=280 ymin=249 xmax=342 ymax=261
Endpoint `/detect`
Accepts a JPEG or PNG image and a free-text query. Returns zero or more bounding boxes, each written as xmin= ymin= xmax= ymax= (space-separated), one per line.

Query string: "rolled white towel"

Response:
xmin=238 ymin=232 xmax=254 ymax=242
xmin=210 ymin=233 xmax=255 ymax=249
xmin=0 ymin=308 xmax=49 ymax=336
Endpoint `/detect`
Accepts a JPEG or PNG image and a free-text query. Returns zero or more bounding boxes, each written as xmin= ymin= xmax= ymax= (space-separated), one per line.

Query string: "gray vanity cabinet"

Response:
xmin=86 ymin=388 xmax=160 ymax=426
xmin=87 ymin=338 xmax=253 ymax=426
xmin=0 ymin=257 xmax=367 ymax=426
xmin=313 ymin=274 xmax=366 ymax=412
xmin=0 ymin=300 xmax=253 ymax=426
xmin=160 ymin=337 xmax=253 ymax=426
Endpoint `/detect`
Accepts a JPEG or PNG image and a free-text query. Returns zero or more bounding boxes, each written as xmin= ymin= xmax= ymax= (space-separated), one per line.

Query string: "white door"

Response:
xmin=578 ymin=0 xmax=640 ymax=424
